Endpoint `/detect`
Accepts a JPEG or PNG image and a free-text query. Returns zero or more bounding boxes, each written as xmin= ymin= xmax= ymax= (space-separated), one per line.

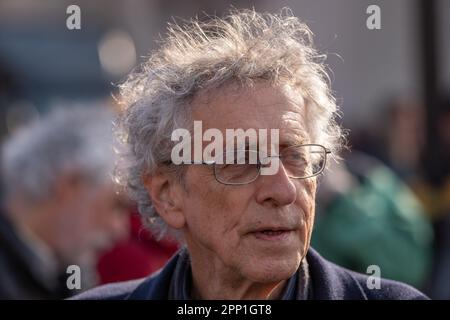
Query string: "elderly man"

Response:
xmin=75 ymin=9 xmax=428 ymax=300
xmin=0 ymin=107 xmax=130 ymax=299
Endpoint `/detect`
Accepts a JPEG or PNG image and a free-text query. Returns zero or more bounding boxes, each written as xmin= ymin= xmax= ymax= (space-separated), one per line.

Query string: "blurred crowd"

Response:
xmin=0 ymin=105 xmax=178 ymax=299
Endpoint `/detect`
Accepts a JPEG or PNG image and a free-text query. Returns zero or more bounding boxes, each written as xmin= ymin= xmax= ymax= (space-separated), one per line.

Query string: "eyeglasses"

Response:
xmin=180 ymin=144 xmax=331 ymax=185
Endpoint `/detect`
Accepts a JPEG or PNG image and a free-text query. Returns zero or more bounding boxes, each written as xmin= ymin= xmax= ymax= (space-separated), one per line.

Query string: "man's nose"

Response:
xmin=255 ymin=160 xmax=297 ymax=207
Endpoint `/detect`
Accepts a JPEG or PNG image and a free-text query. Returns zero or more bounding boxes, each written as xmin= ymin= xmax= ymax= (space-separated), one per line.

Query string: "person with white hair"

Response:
xmin=0 ymin=106 xmax=130 ymax=299
xmin=75 ymin=8 xmax=427 ymax=300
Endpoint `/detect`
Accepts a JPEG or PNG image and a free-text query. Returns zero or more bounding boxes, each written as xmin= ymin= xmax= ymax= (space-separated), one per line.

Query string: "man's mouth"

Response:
xmin=249 ymin=228 xmax=294 ymax=241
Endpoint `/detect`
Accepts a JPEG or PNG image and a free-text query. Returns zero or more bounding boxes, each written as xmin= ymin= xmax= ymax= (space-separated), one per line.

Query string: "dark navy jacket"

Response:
xmin=72 ymin=248 xmax=428 ymax=300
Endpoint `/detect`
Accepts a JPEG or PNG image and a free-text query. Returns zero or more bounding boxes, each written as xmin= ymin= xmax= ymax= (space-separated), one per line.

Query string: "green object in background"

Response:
xmin=312 ymin=165 xmax=433 ymax=289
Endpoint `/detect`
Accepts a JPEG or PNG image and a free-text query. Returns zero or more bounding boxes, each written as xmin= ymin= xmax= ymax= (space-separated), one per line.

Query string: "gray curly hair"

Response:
xmin=114 ymin=8 xmax=344 ymax=240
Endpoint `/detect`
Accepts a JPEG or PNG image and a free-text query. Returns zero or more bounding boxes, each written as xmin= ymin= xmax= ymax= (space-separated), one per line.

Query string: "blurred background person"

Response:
xmin=0 ymin=106 xmax=130 ymax=299
xmin=413 ymin=96 xmax=450 ymax=298
xmin=362 ymin=96 xmax=426 ymax=184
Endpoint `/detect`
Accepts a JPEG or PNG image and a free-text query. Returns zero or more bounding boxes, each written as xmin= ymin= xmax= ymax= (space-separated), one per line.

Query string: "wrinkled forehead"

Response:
xmin=190 ymin=82 xmax=310 ymax=146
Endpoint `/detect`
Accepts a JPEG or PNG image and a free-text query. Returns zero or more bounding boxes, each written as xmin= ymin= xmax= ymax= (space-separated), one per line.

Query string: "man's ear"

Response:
xmin=142 ymin=172 xmax=186 ymax=230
